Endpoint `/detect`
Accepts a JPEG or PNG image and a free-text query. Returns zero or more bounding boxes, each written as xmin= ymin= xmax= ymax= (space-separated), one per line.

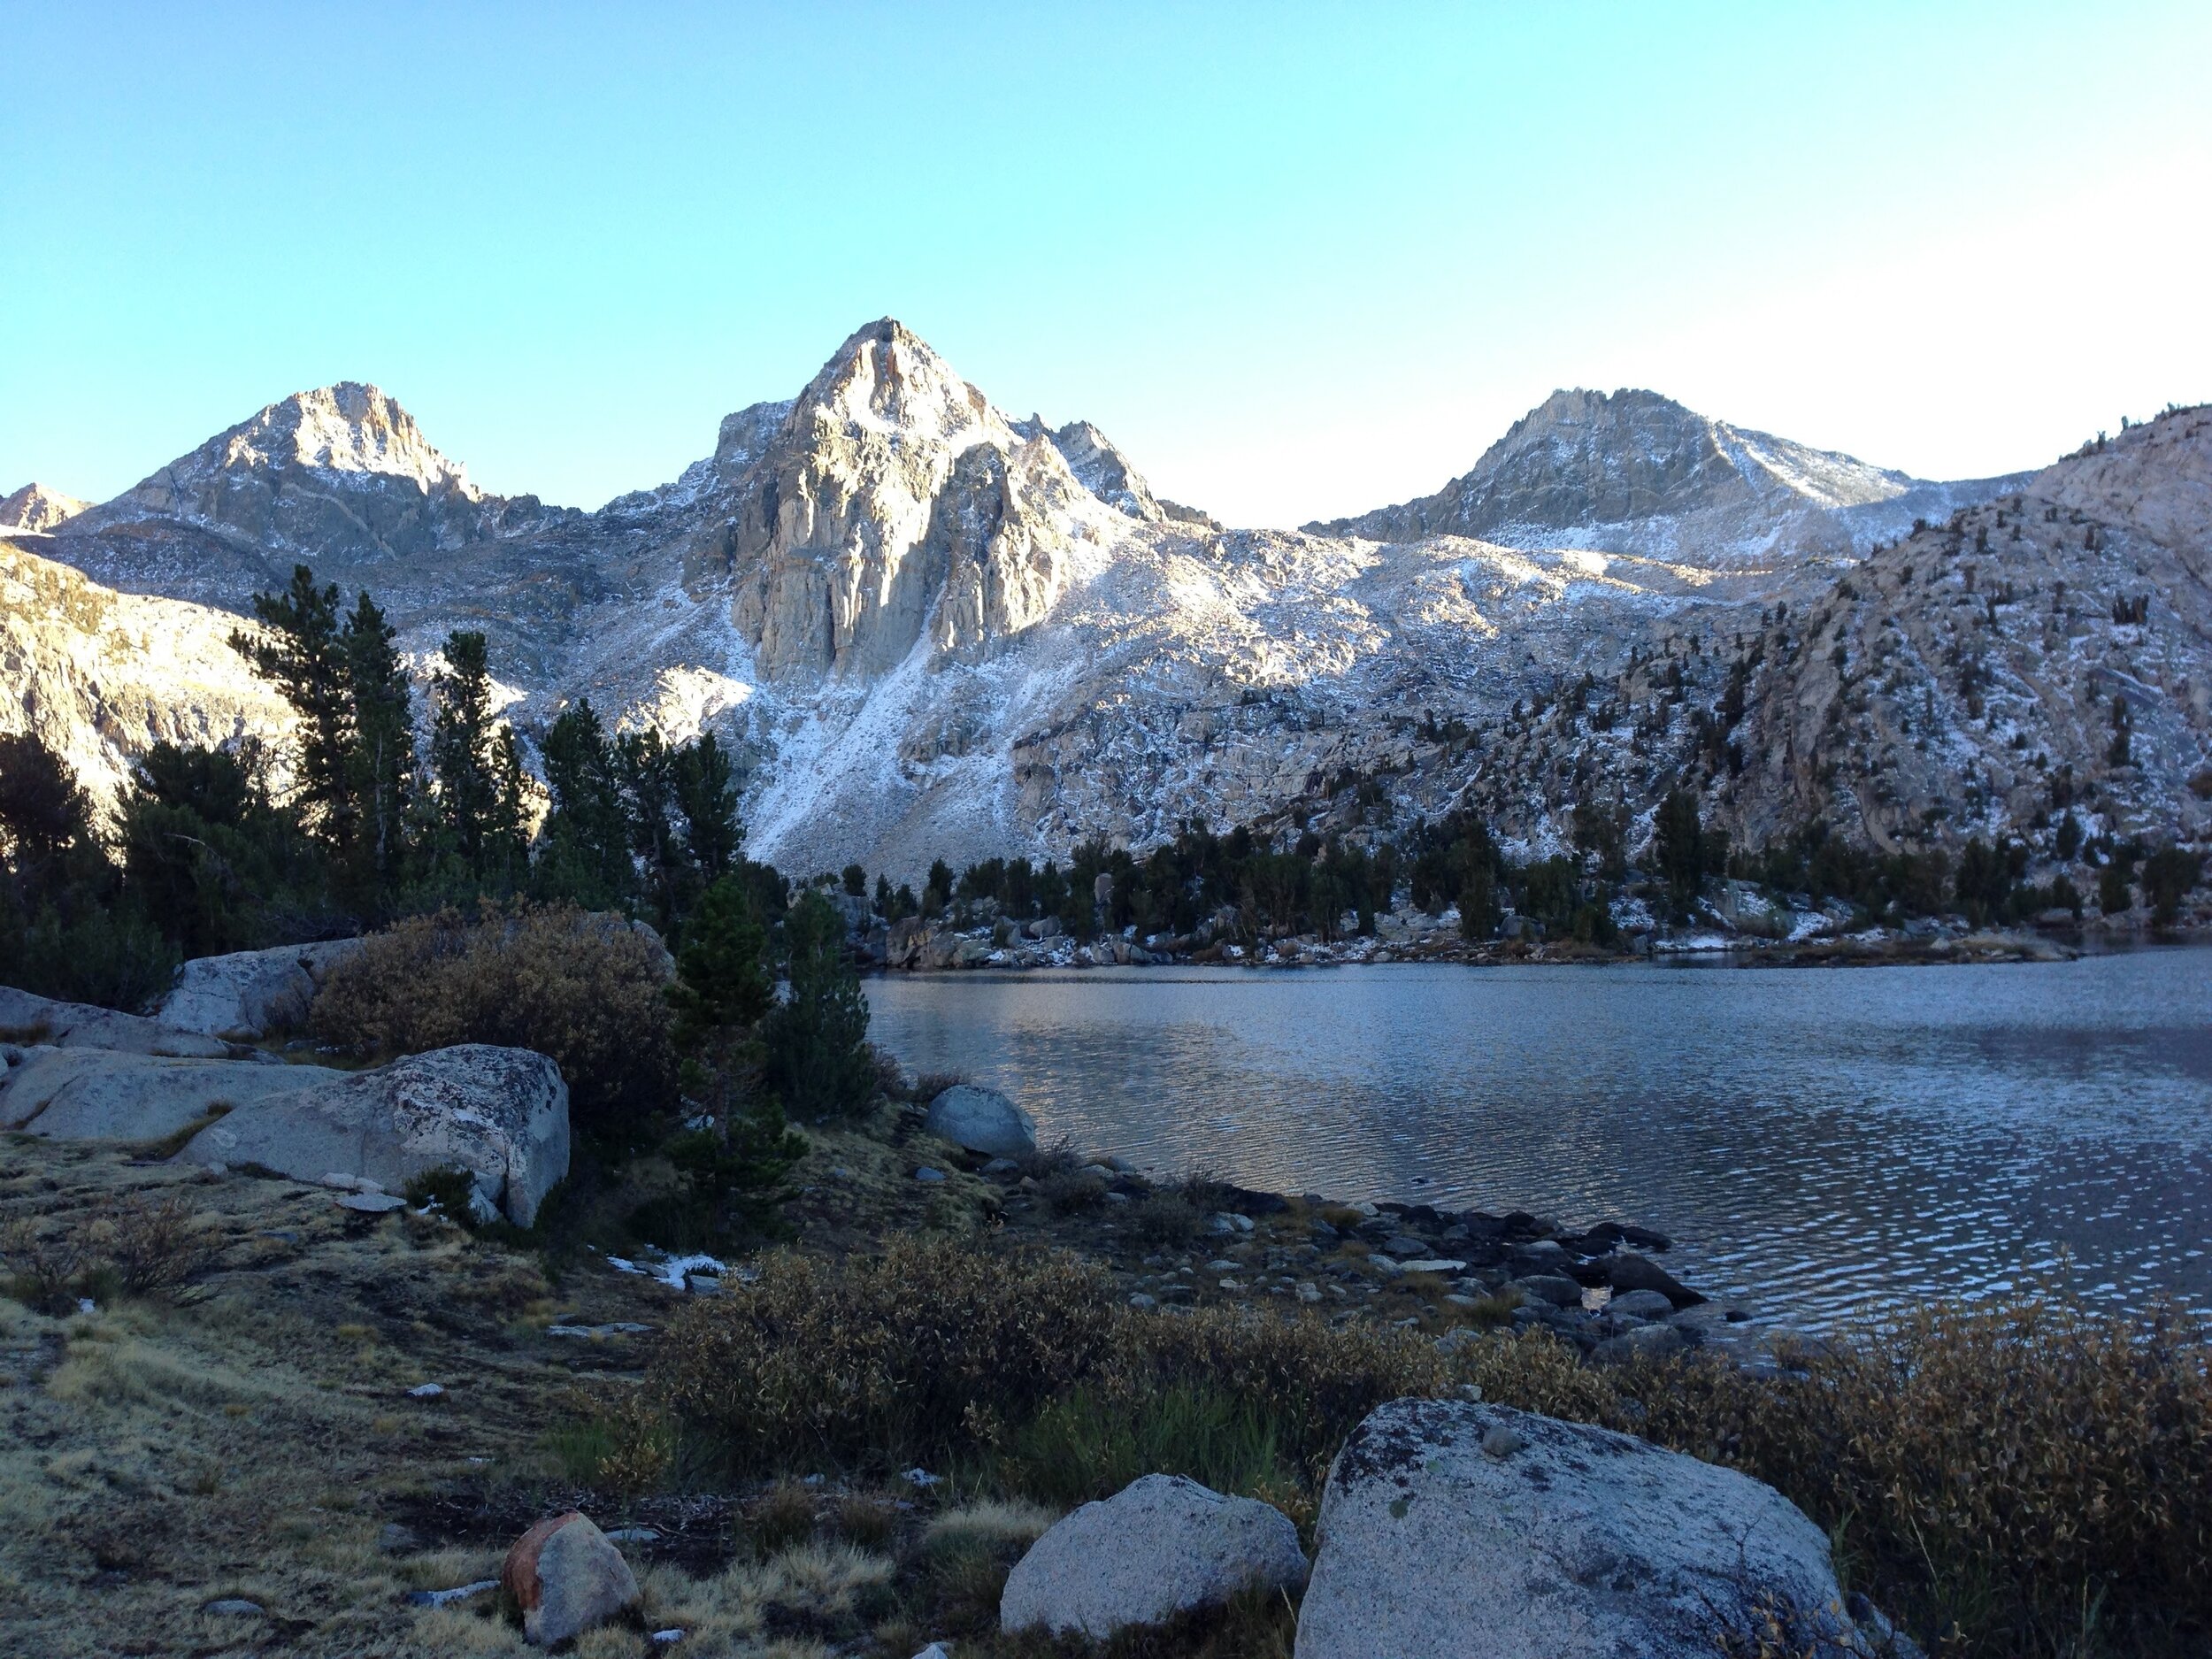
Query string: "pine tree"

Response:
xmin=342 ymin=592 xmax=415 ymax=893
xmin=1655 ymin=786 xmax=1708 ymax=920
xmin=619 ymin=727 xmax=689 ymax=926
xmin=534 ymin=700 xmax=634 ymax=909
xmin=427 ymin=630 xmax=527 ymax=888
xmin=672 ymin=733 xmax=741 ymax=882
xmin=761 ymin=888 xmax=875 ymax=1122
xmin=664 ymin=873 xmax=803 ymax=1236
xmin=232 ymin=566 xmax=357 ymax=850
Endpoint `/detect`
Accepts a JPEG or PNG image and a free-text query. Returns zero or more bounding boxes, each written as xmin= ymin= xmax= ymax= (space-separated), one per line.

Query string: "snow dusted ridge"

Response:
xmin=0 ymin=483 xmax=91 ymax=534
xmin=12 ymin=319 xmax=2209 ymax=879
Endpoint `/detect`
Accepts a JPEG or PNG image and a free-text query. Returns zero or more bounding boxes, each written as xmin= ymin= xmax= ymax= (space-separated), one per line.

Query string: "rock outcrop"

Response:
xmin=0 ymin=1048 xmax=311 ymax=1140
xmin=1294 ymin=1399 xmax=1868 ymax=1659
xmin=180 ymin=1044 xmax=570 ymax=1225
xmin=155 ymin=940 xmax=364 ymax=1040
xmin=1002 ymin=1474 xmax=1307 ymax=1638
xmin=0 ymin=984 xmax=234 ymax=1058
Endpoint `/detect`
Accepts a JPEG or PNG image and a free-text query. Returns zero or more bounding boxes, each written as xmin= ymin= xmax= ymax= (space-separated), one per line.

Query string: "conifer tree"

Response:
xmin=429 ymin=630 xmax=525 ymax=887
xmin=232 ymin=566 xmax=357 ymax=851
xmin=342 ymin=592 xmax=415 ymax=891
xmin=761 ymin=888 xmax=874 ymax=1121
xmin=535 ymin=699 xmax=634 ymax=909
xmin=672 ymin=732 xmax=741 ymax=881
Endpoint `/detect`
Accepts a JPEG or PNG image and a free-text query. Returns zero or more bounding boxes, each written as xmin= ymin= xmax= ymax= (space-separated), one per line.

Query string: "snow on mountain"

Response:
xmin=13 ymin=326 xmax=2207 ymax=882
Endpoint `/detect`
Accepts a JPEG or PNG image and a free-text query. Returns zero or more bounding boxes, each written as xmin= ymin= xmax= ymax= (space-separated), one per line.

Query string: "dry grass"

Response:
xmin=309 ymin=902 xmax=677 ymax=1136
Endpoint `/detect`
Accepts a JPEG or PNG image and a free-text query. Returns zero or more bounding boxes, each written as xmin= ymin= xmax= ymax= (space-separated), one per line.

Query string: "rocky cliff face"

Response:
xmin=11 ymin=324 xmax=2206 ymax=883
xmin=0 ymin=538 xmax=294 ymax=806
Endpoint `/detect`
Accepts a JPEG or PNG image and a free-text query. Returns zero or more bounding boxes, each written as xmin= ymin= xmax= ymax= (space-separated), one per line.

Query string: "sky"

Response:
xmin=4 ymin=3 xmax=2208 ymax=528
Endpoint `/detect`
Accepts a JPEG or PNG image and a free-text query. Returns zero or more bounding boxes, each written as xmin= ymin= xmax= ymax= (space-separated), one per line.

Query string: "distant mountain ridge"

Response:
xmin=7 ymin=321 xmax=2206 ymax=884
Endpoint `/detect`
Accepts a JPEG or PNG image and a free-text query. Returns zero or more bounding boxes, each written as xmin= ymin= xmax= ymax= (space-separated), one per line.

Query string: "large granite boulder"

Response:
xmin=155 ymin=940 xmax=363 ymax=1040
xmin=1295 ymin=1400 xmax=1869 ymax=1659
xmin=0 ymin=986 xmax=232 ymax=1058
xmin=1002 ymin=1474 xmax=1307 ymax=1638
xmin=924 ymin=1083 xmax=1038 ymax=1156
xmin=180 ymin=1044 xmax=569 ymax=1225
xmin=502 ymin=1511 xmax=638 ymax=1647
xmin=0 ymin=1048 xmax=323 ymax=1140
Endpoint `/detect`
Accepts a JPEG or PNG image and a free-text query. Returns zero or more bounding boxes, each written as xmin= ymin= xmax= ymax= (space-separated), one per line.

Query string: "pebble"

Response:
xmin=652 ymin=1632 xmax=687 ymax=1647
xmin=1206 ymin=1258 xmax=1239 ymax=1272
xmin=1480 ymin=1425 xmax=1526 ymax=1459
xmin=203 ymin=1599 xmax=264 ymax=1616
xmin=407 ymin=1382 xmax=447 ymax=1399
xmin=913 ymin=1166 xmax=946 ymax=1183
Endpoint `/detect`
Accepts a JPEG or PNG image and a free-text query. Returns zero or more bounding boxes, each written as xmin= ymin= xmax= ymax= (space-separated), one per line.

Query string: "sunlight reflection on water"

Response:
xmin=868 ymin=948 xmax=2212 ymax=1329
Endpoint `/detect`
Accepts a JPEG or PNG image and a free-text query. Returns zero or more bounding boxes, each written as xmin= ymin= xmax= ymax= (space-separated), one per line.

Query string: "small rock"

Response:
xmin=1295 ymin=1281 xmax=1322 ymax=1303
xmin=913 ymin=1166 xmax=946 ymax=1184
xmin=337 ymin=1191 xmax=407 ymax=1214
xmin=1592 ymin=1323 xmax=1692 ymax=1365
xmin=1507 ymin=1273 xmax=1583 ymax=1307
xmin=604 ymin=1526 xmax=661 ymax=1544
xmin=1128 ymin=1293 xmax=1158 ymax=1310
xmin=546 ymin=1322 xmax=654 ymax=1339
xmin=502 ymin=1512 xmax=640 ymax=1647
xmin=980 ymin=1157 xmax=1020 ymax=1175
xmin=405 ymin=1578 xmax=499 ymax=1608
xmin=903 ymin=1466 xmax=942 ymax=1488
xmin=1608 ymin=1288 xmax=1678 ymax=1320
xmin=650 ymin=1632 xmax=687 ymax=1647
xmin=910 ymin=1646 xmax=949 ymax=1659
xmin=1206 ymin=1258 xmax=1239 ymax=1272
xmin=407 ymin=1382 xmax=447 ymax=1399
xmin=203 ymin=1598 xmax=263 ymax=1616
xmin=1380 ymin=1233 xmax=1431 ymax=1258
xmin=1397 ymin=1257 xmax=1467 ymax=1275
xmin=1480 ymin=1425 xmax=1525 ymax=1459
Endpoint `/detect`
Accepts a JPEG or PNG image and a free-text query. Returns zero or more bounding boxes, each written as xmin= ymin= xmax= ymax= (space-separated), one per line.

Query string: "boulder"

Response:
xmin=502 ymin=1511 xmax=638 ymax=1647
xmin=180 ymin=1044 xmax=569 ymax=1225
xmin=1606 ymin=1287 xmax=1678 ymax=1320
xmin=0 ymin=985 xmax=231 ymax=1058
xmin=1002 ymin=1474 xmax=1306 ymax=1638
xmin=0 ymin=1047 xmax=329 ymax=1139
xmin=1607 ymin=1250 xmax=1701 ymax=1306
xmin=155 ymin=940 xmax=363 ymax=1040
xmin=924 ymin=1084 xmax=1038 ymax=1156
xmin=1295 ymin=1400 xmax=1865 ymax=1659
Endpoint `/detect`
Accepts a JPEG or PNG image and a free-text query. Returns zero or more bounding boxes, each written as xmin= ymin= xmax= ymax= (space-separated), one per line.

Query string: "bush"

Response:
xmin=650 ymin=1238 xmax=1117 ymax=1471
xmin=309 ymin=902 xmax=677 ymax=1137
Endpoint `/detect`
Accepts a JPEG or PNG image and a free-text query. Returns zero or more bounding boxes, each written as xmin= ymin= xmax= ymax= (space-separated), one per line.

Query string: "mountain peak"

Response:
xmin=1308 ymin=386 xmax=1917 ymax=544
xmin=211 ymin=382 xmax=477 ymax=496
xmin=794 ymin=319 xmax=1004 ymax=452
xmin=0 ymin=482 xmax=91 ymax=534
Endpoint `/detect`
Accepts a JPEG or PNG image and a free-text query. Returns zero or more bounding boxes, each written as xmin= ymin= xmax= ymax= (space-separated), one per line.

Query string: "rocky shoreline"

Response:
xmin=865 ymin=899 xmax=2095 ymax=972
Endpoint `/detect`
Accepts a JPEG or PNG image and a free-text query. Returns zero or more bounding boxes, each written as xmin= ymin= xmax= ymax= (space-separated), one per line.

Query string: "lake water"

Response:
xmin=868 ymin=949 xmax=2212 ymax=1331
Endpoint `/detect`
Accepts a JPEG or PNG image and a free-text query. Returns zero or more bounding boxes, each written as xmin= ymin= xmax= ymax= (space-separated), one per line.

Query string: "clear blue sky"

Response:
xmin=4 ymin=3 xmax=2208 ymax=526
